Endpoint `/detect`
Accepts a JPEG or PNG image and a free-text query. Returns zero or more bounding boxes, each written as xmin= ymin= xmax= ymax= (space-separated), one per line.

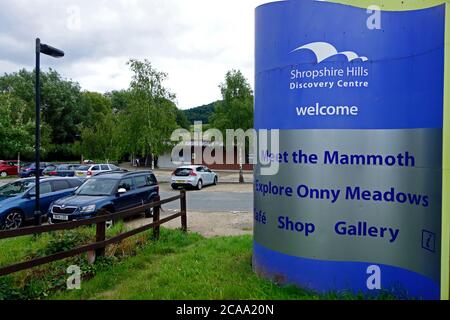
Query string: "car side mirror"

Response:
xmin=118 ymin=188 xmax=127 ymax=195
xmin=25 ymin=193 xmax=35 ymax=199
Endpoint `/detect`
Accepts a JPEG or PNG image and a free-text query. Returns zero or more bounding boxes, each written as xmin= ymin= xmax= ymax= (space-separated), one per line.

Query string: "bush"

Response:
xmin=33 ymin=230 xmax=93 ymax=257
xmin=0 ymin=223 xmax=153 ymax=300
xmin=44 ymin=144 xmax=81 ymax=162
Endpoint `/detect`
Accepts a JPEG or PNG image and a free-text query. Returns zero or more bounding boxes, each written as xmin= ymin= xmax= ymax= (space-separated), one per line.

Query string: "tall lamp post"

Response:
xmin=34 ymin=38 xmax=64 ymax=226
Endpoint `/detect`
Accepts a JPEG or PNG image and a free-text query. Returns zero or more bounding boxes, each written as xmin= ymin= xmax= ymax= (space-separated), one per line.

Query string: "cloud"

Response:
xmin=291 ymin=42 xmax=369 ymax=63
xmin=0 ymin=0 xmax=271 ymax=109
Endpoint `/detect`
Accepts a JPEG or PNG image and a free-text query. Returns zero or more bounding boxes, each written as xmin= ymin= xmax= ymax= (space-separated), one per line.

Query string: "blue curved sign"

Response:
xmin=254 ymin=0 xmax=446 ymax=300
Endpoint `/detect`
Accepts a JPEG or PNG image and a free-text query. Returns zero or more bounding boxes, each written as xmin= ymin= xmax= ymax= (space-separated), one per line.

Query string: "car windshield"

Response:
xmin=174 ymin=168 xmax=193 ymax=176
xmin=77 ymin=165 xmax=90 ymax=171
xmin=0 ymin=180 xmax=35 ymax=197
xmin=75 ymin=178 xmax=117 ymax=196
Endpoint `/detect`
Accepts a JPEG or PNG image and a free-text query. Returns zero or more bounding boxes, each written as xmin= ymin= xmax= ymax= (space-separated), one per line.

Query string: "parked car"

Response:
xmin=74 ymin=165 xmax=90 ymax=177
xmin=171 ymin=165 xmax=218 ymax=190
xmin=74 ymin=163 xmax=120 ymax=178
xmin=48 ymin=171 xmax=159 ymax=224
xmin=46 ymin=164 xmax=82 ymax=177
xmin=19 ymin=162 xmax=51 ymax=178
xmin=42 ymin=164 xmax=58 ymax=176
xmin=0 ymin=177 xmax=85 ymax=230
xmin=0 ymin=160 xmax=19 ymax=177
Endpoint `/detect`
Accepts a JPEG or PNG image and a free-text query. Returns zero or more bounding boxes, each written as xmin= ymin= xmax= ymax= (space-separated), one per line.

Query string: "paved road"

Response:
xmin=0 ymin=178 xmax=15 ymax=186
xmin=160 ymin=189 xmax=253 ymax=213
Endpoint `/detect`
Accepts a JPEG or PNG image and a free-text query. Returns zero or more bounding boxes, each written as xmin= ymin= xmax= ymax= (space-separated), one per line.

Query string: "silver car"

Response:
xmin=171 ymin=165 xmax=218 ymax=190
xmin=75 ymin=163 xmax=120 ymax=178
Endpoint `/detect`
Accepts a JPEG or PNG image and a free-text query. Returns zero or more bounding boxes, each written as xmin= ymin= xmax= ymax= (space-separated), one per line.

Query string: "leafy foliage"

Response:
xmin=210 ymin=70 xmax=254 ymax=133
xmin=0 ymin=93 xmax=51 ymax=159
xmin=0 ymin=69 xmax=84 ymax=146
xmin=0 ymin=61 xmax=189 ymax=163
xmin=0 ymin=65 xmax=254 ymax=163
xmin=80 ymin=112 xmax=122 ymax=162
xmin=117 ymin=59 xmax=179 ymax=159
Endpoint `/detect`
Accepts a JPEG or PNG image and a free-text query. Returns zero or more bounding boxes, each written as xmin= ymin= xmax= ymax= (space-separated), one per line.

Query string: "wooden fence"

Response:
xmin=0 ymin=190 xmax=187 ymax=277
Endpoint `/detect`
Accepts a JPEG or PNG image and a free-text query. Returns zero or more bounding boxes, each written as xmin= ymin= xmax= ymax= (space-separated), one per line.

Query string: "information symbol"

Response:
xmin=422 ymin=230 xmax=436 ymax=253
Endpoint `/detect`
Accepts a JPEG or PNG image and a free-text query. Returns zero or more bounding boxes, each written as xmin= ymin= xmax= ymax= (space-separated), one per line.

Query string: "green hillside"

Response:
xmin=183 ymin=101 xmax=218 ymax=124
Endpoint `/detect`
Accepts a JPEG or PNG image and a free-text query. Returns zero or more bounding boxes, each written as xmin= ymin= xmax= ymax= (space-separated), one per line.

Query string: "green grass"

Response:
xmin=0 ymin=175 xmax=17 ymax=180
xmin=1 ymin=227 xmax=396 ymax=300
xmin=50 ymin=229 xmax=395 ymax=300
xmin=0 ymin=234 xmax=53 ymax=267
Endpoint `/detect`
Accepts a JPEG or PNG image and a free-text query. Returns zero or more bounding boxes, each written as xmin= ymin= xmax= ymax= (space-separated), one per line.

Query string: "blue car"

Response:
xmin=19 ymin=162 xmax=51 ymax=178
xmin=0 ymin=177 xmax=85 ymax=230
xmin=48 ymin=171 xmax=159 ymax=223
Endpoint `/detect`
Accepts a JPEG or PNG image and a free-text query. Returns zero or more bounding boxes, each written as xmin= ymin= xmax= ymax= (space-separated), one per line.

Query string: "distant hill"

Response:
xmin=183 ymin=101 xmax=218 ymax=124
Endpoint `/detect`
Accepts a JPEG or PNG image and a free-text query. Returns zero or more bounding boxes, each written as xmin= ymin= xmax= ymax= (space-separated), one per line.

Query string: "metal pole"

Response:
xmin=239 ymin=146 xmax=244 ymax=184
xmin=34 ymin=38 xmax=41 ymax=226
xmin=181 ymin=190 xmax=187 ymax=232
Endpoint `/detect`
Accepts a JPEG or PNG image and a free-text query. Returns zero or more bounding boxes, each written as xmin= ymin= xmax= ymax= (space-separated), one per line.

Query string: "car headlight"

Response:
xmin=80 ymin=205 xmax=96 ymax=213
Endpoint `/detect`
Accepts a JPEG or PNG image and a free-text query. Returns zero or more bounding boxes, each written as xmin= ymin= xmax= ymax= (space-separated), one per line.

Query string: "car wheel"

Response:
xmin=213 ymin=176 xmax=218 ymax=185
xmin=197 ymin=179 xmax=203 ymax=190
xmin=0 ymin=171 xmax=7 ymax=178
xmin=103 ymin=210 xmax=115 ymax=229
xmin=2 ymin=210 xmax=24 ymax=230
xmin=144 ymin=205 xmax=155 ymax=218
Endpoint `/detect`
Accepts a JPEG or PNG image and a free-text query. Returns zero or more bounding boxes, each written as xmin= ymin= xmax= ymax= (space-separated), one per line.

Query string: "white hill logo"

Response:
xmin=291 ymin=42 xmax=369 ymax=63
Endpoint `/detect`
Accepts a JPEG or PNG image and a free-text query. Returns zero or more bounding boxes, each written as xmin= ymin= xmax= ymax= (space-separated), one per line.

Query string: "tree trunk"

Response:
xmin=145 ymin=154 xmax=150 ymax=167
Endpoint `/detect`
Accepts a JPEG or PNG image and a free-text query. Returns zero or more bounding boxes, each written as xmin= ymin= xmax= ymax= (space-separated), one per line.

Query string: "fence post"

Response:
xmin=153 ymin=196 xmax=161 ymax=240
xmin=95 ymin=209 xmax=107 ymax=258
xmin=181 ymin=190 xmax=187 ymax=232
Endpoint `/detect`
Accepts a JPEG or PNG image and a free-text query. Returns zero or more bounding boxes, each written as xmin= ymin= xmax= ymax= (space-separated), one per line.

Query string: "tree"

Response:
xmin=0 ymin=93 xmax=51 ymax=159
xmin=210 ymin=70 xmax=254 ymax=182
xmin=175 ymin=108 xmax=191 ymax=130
xmin=210 ymin=70 xmax=254 ymax=131
xmin=80 ymin=91 xmax=113 ymax=129
xmin=80 ymin=112 xmax=121 ymax=162
xmin=0 ymin=69 xmax=84 ymax=160
xmin=107 ymin=90 xmax=131 ymax=113
xmin=40 ymin=70 xmax=84 ymax=145
xmin=0 ymin=69 xmax=84 ymax=145
xmin=120 ymin=59 xmax=179 ymax=167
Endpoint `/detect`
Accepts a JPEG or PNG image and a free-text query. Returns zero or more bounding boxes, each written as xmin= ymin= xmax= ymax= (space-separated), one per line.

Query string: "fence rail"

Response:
xmin=0 ymin=190 xmax=187 ymax=277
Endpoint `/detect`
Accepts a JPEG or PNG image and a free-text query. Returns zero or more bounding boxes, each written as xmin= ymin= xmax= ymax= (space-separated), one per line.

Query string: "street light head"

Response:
xmin=40 ymin=43 xmax=65 ymax=58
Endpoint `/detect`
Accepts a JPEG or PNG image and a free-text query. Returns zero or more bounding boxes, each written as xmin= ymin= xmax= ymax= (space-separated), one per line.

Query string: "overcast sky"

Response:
xmin=0 ymin=0 xmax=275 ymax=109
